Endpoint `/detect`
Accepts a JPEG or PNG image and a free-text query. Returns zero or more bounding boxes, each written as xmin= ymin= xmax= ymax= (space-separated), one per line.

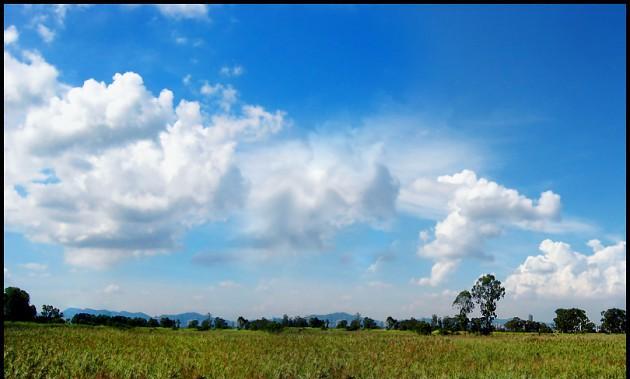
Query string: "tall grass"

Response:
xmin=3 ymin=323 xmax=625 ymax=378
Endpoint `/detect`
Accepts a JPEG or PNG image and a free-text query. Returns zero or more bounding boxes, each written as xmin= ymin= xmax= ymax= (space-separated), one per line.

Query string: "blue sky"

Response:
xmin=3 ymin=5 xmax=626 ymax=321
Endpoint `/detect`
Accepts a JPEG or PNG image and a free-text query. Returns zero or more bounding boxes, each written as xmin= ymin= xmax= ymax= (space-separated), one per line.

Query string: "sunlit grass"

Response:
xmin=3 ymin=322 xmax=626 ymax=378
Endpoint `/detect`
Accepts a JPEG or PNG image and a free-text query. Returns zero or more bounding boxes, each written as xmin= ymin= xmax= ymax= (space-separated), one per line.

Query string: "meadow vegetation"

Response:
xmin=4 ymin=322 xmax=626 ymax=379
xmin=4 ymin=274 xmax=626 ymax=378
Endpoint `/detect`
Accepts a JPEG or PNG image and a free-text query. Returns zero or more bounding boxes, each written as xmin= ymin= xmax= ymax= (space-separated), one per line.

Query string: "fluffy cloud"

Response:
xmin=4 ymin=52 xmax=287 ymax=269
xmin=155 ymin=5 xmax=209 ymax=20
xmin=505 ymin=239 xmax=626 ymax=298
xmin=238 ymin=134 xmax=400 ymax=254
xmin=6 ymin=48 xmax=492 ymax=269
xmin=4 ymin=50 xmax=60 ymax=128
xmin=14 ymin=72 xmax=174 ymax=155
xmin=4 ymin=25 xmax=18 ymax=45
xmin=412 ymin=170 xmax=562 ymax=286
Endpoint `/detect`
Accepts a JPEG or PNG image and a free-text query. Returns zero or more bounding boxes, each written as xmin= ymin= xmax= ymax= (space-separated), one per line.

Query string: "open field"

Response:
xmin=3 ymin=322 xmax=626 ymax=379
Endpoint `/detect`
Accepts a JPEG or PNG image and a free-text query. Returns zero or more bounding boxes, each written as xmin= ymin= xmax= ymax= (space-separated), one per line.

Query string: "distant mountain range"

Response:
xmin=62 ymin=308 xmax=548 ymax=328
xmin=63 ymin=308 xmax=152 ymax=320
xmin=62 ymin=308 xmax=212 ymax=327
xmin=62 ymin=309 xmax=383 ymax=327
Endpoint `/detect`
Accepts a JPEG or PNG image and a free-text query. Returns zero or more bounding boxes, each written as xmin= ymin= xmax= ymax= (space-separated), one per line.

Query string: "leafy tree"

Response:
xmin=362 ymin=317 xmax=378 ymax=330
xmin=188 ymin=320 xmax=199 ymax=329
xmin=452 ymin=290 xmax=474 ymax=331
xmin=237 ymin=316 xmax=248 ymax=330
xmin=37 ymin=304 xmax=65 ymax=323
xmin=308 ymin=317 xmax=325 ymax=328
xmin=441 ymin=316 xmax=459 ymax=333
xmin=70 ymin=313 xmax=147 ymax=328
xmin=293 ymin=316 xmax=308 ymax=328
xmin=600 ymin=308 xmax=626 ymax=334
xmin=470 ymin=317 xmax=483 ymax=334
xmin=554 ymin=308 xmax=595 ymax=333
xmin=336 ymin=320 xmax=348 ymax=329
xmin=213 ymin=317 xmax=229 ymax=329
xmin=247 ymin=318 xmax=283 ymax=333
xmin=471 ymin=274 xmax=505 ymax=334
xmin=159 ymin=317 xmax=176 ymax=328
xmin=347 ymin=314 xmax=362 ymax=331
xmin=199 ymin=318 xmax=212 ymax=331
xmin=430 ymin=314 xmax=440 ymax=331
xmin=505 ymin=317 xmax=525 ymax=332
xmin=538 ymin=322 xmax=553 ymax=334
xmin=130 ymin=317 xmax=148 ymax=327
xmin=4 ymin=287 xmax=37 ymax=321
xmin=397 ymin=318 xmax=431 ymax=334
xmin=148 ymin=318 xmax=159 ymax=327
xmin=281 ymin=314 xmax=290 ymax=327
xmin=347 ymin=319 xmax=361 ymax=331
xmin=386 ymin=316 xmax=398 ymax=330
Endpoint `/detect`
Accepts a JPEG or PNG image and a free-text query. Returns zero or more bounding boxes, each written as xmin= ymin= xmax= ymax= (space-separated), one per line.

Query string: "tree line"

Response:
xmin=4 ymin=274 xmax=626 ymax=334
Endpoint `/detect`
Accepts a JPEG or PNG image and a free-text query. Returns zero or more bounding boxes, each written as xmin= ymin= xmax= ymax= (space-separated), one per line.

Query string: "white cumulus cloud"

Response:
xmin=412 ymin=170 xmax=562 ymax=286
xmin=4 ymin=51 xmax=287 ymax=269
xmin=4 ymin=50 xmax=60 ymax=129
xmin=505 ymin=239 xmax=626 ymax=299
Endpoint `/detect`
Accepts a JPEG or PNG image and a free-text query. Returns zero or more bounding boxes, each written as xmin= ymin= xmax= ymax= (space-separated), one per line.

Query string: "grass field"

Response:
xmin=3 ymin=322 xmax=626 ymax=379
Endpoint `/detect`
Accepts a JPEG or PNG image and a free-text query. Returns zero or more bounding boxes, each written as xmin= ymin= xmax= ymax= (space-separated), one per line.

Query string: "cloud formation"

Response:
xmin=238 ymin=135 xmax=400 ymax=254
xmin=5 ymin=45 xmax=598 ymax=294
xmin=4 ymin=50 xmax=286 ymax=269
xmin=505 ymin=239 xmax=626 ymax=298
xmin=412 ymin=170 xmax=562 ymax=286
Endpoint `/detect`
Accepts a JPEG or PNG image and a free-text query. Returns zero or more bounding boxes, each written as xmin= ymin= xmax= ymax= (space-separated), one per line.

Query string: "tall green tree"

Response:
xmin=188 ymin=320 xmax=199 ymax=329
xmin=553 ymin=308 xmax=595 ymax=333
xmin=213 ymin=317 xmax=229 ymax=329
xmin=471 ymin=274 xmax=505 ymax=334
xmin=38 ymin=304 xmax=64 ymax=323
xmin=452 ymin=290 xmax=474 ymax=331
xmin=4 ymin=287 xmax=37 ymax=321
xmin=385 ymin=316 xmax=398 ymax=330
xmin=236 ymin=316 xmax=248 ymax=330
xmin=362 ymin=317 xmax=378 ymax=329
xmin=600 ymin=308 xmax=626 ymax=334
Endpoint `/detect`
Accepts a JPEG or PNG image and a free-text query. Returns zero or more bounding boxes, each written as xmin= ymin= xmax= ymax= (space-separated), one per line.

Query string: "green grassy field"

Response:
xmin=3 ymin=322 xmax=626 ymax=379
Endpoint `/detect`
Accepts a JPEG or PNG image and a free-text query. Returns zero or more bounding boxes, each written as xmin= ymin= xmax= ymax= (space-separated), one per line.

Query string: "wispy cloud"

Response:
xmin=220 ymin=65 xmax=244 ymax=77
xmin=37 ymin=24 xmax=55 ymax=43
xmin=155 ymin=5 xmax=209 ymax=20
